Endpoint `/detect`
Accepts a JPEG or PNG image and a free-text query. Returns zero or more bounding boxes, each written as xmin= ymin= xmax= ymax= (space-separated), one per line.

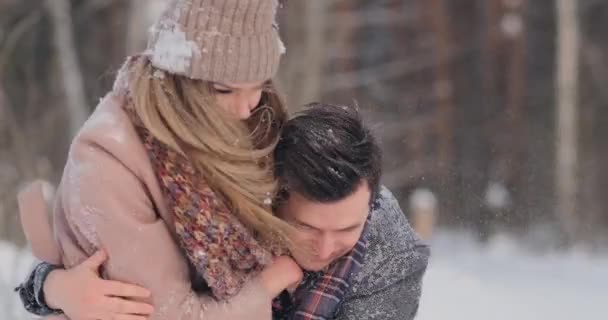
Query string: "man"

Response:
xmin=272 ymin=103 xmax=429 ymax=319
xmin=17 ymin=103 xmax=429 ymax=320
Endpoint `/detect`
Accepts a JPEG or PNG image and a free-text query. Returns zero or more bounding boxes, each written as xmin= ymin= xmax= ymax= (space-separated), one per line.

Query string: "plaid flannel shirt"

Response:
xmin=273 ymin=214 xmax=371 ymax=320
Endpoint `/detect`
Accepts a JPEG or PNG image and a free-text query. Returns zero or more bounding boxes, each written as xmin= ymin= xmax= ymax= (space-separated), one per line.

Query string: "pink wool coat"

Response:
xmin=18 ymin=89 xmax=274 ymax=319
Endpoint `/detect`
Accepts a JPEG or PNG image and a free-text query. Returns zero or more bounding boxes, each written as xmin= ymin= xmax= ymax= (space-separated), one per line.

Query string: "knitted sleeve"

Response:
xmin=14 ymin=261 xmax=63 ymax=316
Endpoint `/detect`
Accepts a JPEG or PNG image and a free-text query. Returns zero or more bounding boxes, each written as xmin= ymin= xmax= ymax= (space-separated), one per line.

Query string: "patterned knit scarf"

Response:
xmin=126 ymin=105 xmax=277 ymax=300
xmin=124 ymin=100 xmax=370 ymax=313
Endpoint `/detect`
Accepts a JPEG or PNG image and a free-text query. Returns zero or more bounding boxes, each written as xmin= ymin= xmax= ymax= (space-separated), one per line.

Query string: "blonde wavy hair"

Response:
xmin=126 ymin=56 xmax=294 ymax=246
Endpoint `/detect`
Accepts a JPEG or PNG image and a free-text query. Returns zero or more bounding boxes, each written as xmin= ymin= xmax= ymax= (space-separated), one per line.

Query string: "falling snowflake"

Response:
xmin=501 ymin=13 xmax=523 ymax=39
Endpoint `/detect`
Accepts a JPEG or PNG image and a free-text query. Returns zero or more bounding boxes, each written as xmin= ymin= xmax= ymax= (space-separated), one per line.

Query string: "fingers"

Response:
xmin=82 ymin=250 xmax=108 ymax=270
xmin=259 ymin=256 xmax=303 ymax=297
xmin=272 ymin=256 xmax=303 ymax=284
xmin=103 ymin=297 xmax=154 ymax=316
xmin=276 ymin=256 xmax=303 ymax=288
xmin=101 ymin=280 xmax=151 ymax=299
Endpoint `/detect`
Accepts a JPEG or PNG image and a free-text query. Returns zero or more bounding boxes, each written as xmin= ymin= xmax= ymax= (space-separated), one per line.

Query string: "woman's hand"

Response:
xmin=258 ymin=256 xmax=303 ymax=297
xmin=43 ymin=250 xmax=154 ymax=320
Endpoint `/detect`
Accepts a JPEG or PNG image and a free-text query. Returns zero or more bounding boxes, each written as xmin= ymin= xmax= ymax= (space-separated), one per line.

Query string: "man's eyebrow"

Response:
xmin=295 ymin=219 xmax=362 ymax=232
xmin=294 ymin=219 xmax=322 ymax=231
xmin=336 ymin=223 xmax=363 ymax=232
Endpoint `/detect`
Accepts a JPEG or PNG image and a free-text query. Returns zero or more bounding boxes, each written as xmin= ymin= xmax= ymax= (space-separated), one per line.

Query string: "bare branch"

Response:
xmin=76 ymin=0 xmax=116 ymax=17
xmin=0 ymin=83 xmax=35 ymax=180
xmin=44 ymin=0 xmax=89 ymax=137
xmin=0 ymin=10 xmax=42 ymax=73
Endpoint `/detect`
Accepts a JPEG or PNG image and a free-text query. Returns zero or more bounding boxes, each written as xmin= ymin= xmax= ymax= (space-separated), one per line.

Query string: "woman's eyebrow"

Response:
xmin=213 ymin=82 xmax=232 ymax=89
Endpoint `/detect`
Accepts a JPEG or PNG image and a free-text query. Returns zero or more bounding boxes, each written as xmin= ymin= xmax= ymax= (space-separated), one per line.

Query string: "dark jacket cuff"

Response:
xmin=15 ymin=261 xmax=64 ymax=316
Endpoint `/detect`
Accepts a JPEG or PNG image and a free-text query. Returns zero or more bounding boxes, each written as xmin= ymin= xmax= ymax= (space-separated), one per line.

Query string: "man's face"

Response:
xmin=277 ymin=182 xmax=371 ymax=271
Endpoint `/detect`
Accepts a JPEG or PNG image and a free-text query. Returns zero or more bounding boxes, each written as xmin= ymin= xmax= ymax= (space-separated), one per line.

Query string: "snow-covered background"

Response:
xmin=0 ymin=241 xmax=35 ymax=319
xmin=2 ymin=229 xmax=606 ymax=319
xmin=417 ymin=230 xmax=608 ymax=320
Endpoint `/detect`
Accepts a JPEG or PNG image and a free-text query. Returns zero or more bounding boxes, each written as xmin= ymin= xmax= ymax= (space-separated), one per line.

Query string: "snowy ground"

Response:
xmin=417 ymin=230 xmax=608 ymax=320
xmin=2 ymin=230 xmax=607 ymax=320
xmin=0 ymin=241 xmax=36 ymax=320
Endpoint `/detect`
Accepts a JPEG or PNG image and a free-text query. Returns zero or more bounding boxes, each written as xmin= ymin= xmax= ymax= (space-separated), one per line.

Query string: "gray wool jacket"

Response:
xmin=335 ymin=187 xmax=430 ymax=320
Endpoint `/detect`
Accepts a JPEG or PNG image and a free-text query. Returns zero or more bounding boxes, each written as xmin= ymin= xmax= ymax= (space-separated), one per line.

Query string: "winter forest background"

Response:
xmin=1 ymin=0 xmax=607 ymax=319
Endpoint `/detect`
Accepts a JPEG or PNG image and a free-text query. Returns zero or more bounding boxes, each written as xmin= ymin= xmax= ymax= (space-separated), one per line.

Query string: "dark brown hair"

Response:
xmin=274 ymin=102 xmax=382 ymax=207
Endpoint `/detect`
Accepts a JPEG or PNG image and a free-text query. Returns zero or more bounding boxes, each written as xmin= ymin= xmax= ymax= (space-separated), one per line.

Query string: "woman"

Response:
xmin=17 ymin=0 xmax=303 ymax=319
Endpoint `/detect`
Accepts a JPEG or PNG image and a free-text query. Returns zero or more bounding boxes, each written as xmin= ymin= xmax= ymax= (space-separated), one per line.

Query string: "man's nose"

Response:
xmin=316 ymin=236 xmax=335 ymax=261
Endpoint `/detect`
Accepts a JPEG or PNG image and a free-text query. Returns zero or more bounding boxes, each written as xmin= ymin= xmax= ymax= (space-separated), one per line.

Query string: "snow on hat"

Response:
xmin=146 ymin=0 xmax=285 ymax=83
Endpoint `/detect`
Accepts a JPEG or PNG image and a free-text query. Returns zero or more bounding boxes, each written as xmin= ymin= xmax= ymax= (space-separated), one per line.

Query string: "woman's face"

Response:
xmin=211 ymin=80 xmax=268 ymax=120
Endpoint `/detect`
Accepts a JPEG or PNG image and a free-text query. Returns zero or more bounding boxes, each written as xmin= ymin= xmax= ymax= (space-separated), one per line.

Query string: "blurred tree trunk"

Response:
xmin=423 ymin=0 xmax=455 ymax=176
xmin=422 ymin=0 xmax=456 ymax=224
xmin=555 ymin=0 xmax=580 ymax=243
xmin=444 ymin=0 xmax=486 ymax=229
xmin=0 ymin=84 xmax=33 ymax=244
xmin=0 ymin=85 xmax=34 ymax=180
xmin=481 ymin=0 xmax=501 ymax=114
xmin=523 ymin=0 xmax=557 ymax=227
xmin=503 ymin=0 xmax=528 ymax=227
xmin=578 ymin=1 xmax=608 ymax=240
xmin=44 ymin=0 xmax=88 ymax=137
xmin=475 ymin=0 xmax=502 ymax=239
xmin=278 ymin=0 xmax=328 ymax=108
xmin=126 ymin=0 xmax=166 ymax=55
xmin=298 ymin=1 xmax=328 ymax=105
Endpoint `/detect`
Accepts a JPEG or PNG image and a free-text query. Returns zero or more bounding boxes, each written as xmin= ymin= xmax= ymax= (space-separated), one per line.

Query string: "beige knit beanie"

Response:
xmin=145 ymin=0 xmax=285 ymax=83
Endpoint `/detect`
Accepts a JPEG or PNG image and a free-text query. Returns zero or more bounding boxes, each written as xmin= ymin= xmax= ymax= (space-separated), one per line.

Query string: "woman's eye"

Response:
xmin=213 ymin=87 xmax=232 ymax=94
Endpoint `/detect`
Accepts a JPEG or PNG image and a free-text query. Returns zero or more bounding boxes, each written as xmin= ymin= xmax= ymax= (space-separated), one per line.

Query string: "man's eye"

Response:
xmin=296 ymin=223 xmax=313 ymax=230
